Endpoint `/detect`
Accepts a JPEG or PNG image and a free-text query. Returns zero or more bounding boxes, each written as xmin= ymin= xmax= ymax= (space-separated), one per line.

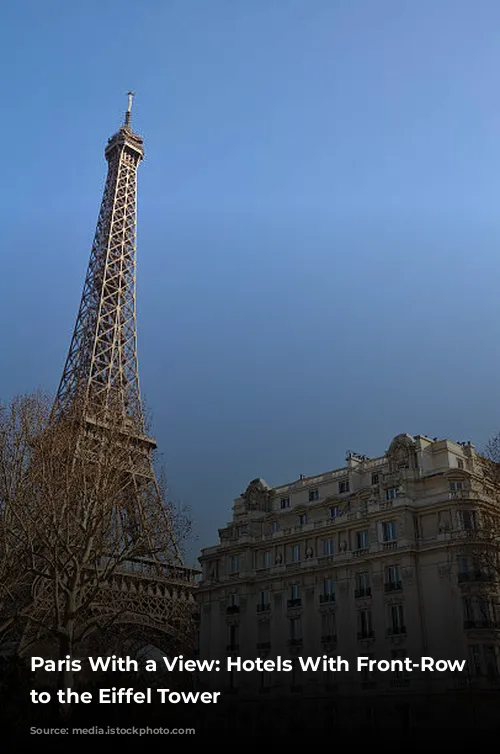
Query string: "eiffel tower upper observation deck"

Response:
xmin=52 ymin=94 xmax=193 ymax=578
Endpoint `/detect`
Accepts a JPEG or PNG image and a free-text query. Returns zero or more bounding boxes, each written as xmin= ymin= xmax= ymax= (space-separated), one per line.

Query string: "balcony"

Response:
xmin=257 ymin=602 xmax=271 ymax=613
xmin=357 ymin=631 xmax=374 ymax=640
xmin=288 ymin=638 xmax=303 ymax=646
xmin=353 ymin=548 xmax=369 ymax=558
xmin=287 ymin=598 xmax=302 ymax=609
xmin=458 ymin=572 xmax=493 ymax=584
xmin=384 ymin=581 xmax=402 ymax=593
xmin=321 ymin=634 xmax=337 ymax=643
xmin=226 ymin=605 xmax=240 ymax=614
xmin=464 ymin=620 xmax=500 ymax=630
xmin=387 ymin=626 xmax=406 ymax=636
xmin=355 ymin=587 xmax=371 ymax=598
xmin=382 ymin=541 xmax=398 ymax=551
xmin=319 ymin=594 xmax=335 ymax=604
xmin=256 ymin=641 xmax=271 ymax=650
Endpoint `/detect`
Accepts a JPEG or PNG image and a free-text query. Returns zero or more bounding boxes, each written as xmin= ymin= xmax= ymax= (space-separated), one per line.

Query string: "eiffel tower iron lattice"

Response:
xmin=53 ymin=92 xmax=148 ymax=437
xmin=40 ymin=96 xmax=198 ymax=648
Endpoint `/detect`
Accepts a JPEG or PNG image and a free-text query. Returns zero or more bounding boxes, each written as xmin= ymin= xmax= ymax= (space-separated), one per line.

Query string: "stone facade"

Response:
xmin=196 ymin=434 xmax=500 ymax=718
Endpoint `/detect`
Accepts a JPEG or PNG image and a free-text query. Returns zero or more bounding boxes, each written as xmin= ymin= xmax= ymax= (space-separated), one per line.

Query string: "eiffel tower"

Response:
xmin=45 ymin=94 xmax=198 ymax=649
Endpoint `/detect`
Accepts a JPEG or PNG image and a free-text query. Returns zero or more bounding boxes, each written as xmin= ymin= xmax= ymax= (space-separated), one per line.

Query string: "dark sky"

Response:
xmin=2 ymin=1 xmax=500 ymax=564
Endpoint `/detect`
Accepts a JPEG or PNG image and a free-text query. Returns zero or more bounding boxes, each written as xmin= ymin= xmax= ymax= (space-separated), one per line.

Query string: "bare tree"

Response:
xmin=473 ymin=434 xmax=500 ymax=578
xmin=0 ymin=392 xmax=196 ymax=688
xmin=0 ymin=392 xmax=52 ymax=643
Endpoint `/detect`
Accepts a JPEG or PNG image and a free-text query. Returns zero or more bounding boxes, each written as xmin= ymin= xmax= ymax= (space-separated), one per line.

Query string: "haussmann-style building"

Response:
xmin=196 ymin=433 xmax=500 ymax=730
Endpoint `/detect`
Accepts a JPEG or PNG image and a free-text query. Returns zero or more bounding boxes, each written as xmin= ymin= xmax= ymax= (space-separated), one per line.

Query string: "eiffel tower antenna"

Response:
xmin=125 ymin=90 xmax=134 ymax=127
xmin=52 ymin=94 xmax=182 ymax=563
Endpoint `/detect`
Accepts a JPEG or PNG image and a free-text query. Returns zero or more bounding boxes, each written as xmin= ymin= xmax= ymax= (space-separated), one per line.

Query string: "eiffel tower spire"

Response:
xmin=52 ymin=95 xmax=181 ymax=563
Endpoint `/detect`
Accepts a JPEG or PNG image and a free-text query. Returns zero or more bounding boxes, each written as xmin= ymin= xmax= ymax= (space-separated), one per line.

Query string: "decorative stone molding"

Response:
xmin=385 ymin=594 xmax=405 ymax=605
xmin=389 ymin=634 xmax=407 ymax=646
xmin=241 ymin=478 xmax=275 ymax=512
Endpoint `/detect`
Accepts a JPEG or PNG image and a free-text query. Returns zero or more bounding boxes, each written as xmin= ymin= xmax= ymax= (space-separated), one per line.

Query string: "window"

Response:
xmin=462 ymin=596 xmax=495 ymax=627
xmin=228 ymin=592 xmax=239 ymax=607
xmin=382 ymin=521 xmax=397 ymax=542
xmin=449 ymin=481 xmax=464 ymax=491
xmin=371 ymin=473 xmax=379 ymax=486
xmin=458 ymin=510 xmax=477 ymax=531
xmin=309 ymin=489 xmax=319 ymax=502
xmin=386 ymin=487 xmax=398 ymax=501
xmin=280 ymin=497 xmax=290 ymax=509
xmin=389 ymin=603 xmax=405 ymax=634
xmin=355 ymin=571 xmax=371 ymax=597
xmin=272 ymin=520 xmax=280 ymax=533
xmin=457 ymin=459 xmax=464 ymax=469
xmin=320 ymin=578 xmax=335 ymax=604
xmin=229 ymin=555 xmax=241 ymax=574
xmin=321 ymin=611 xmax=336 ymax=640
xmin=323 ymin=578 xmax=335 ymax=596
xmin=291 ymin=544 xmax=301 ymax=563
xmin=298 ymin=513 xmax=308 ymax=525
xmin=289 ymin=617 xmax=302 ymax=641
xmin=330 ymin=506 xmax=339 ymax=518
xmin=259 ymin=589 xmax=270 ymax=607
xmin=261 ymin=550 xmax=272 ymax=569
xmin=323 ymin=538 xmax=334 ymax=556
xmin=356 ymin=530 xmax=369 ymax=549
xmin=290 ymin=583 xmax=301 ymax=601
xmin=386 ymin=564 xmax=401 ymax=588
xmin=358 ymin=609 xmax=373 ymax=638
xmin=339 ymin=479 xmax=350 ymax=494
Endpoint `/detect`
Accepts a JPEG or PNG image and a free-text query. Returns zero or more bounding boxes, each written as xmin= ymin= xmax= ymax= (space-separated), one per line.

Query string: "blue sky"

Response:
xmin=2 ymin=1 xmax=500 ymax=564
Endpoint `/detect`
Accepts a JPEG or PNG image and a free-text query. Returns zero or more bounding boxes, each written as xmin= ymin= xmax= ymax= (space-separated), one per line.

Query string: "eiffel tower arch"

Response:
xmin=19 ymin=95 xmax=198 ymax=658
